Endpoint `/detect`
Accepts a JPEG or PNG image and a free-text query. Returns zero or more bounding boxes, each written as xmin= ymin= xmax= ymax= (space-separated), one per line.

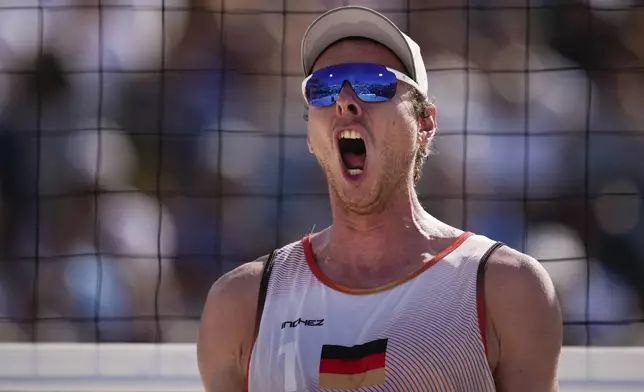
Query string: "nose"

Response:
xmin=335 ymin=82 xmax=362 ymax=118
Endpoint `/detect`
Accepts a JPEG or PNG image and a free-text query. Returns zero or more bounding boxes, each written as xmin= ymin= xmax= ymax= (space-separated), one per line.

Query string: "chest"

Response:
xmin=250 ymin=318 xmax=493 ymax=392
xmin=249 ymin=285 xmax=493 ymax=392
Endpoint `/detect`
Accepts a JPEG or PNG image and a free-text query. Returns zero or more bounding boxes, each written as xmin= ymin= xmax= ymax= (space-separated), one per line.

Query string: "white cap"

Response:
xmin=301 ymin=6 xmax=428 ymax=97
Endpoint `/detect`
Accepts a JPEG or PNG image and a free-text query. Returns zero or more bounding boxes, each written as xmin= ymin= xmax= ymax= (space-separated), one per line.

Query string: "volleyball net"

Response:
xmin=0 ymin=0 xmax=643 ymax=390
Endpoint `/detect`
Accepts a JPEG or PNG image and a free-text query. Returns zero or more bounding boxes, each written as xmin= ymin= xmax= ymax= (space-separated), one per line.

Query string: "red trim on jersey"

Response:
xmin=302 ymin=231 xmax=473 ymax=295
xmin=476 ymin=287 xmax=488 ymax=357
xmin=319 ymin=353 xmax=386 ymax=375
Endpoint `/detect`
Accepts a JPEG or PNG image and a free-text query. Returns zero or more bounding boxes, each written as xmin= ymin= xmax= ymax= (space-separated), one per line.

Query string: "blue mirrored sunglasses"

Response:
xmin=301 ymin=63 xmax=421 ymax=108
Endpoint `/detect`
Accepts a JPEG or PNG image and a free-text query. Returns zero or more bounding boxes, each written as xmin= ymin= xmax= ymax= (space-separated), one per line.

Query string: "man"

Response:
xmin=198 ymin=6 xmax=562 ymax=392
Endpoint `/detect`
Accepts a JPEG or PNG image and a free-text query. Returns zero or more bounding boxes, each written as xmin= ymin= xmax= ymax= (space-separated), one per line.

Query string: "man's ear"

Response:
xmin=417 ymin=104 xmax=437 ymax=146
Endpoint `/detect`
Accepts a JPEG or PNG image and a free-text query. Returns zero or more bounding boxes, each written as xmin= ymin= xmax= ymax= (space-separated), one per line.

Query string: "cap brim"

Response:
xmin=301 ymin=7 xmax=415 ymax=81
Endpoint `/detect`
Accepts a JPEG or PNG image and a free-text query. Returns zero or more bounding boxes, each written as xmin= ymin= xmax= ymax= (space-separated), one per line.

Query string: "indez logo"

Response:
xmin=281 ymin=318 xmax=324 ymax=329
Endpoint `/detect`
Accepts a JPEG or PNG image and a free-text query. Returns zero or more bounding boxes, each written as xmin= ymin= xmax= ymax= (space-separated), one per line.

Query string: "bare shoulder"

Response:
xmin=197 ymin=254 xmax=269 ymax=392
xmin=486 ymin=245 xmax=559 ymax=308
xmin=207 ymin=256 xmax=267 ymax=303
xmin=485 ymin=245 xmax=562 ymax=335
xmin=202 ymin=255 xmax=268 ymax=324
xmin=485 ymin=245 xmax=563 ymax=391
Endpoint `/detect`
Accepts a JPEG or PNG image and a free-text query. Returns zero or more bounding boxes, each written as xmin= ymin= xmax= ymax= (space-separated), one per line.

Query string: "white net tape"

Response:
xmin=0 ymin=345 xmax=642 ymax=392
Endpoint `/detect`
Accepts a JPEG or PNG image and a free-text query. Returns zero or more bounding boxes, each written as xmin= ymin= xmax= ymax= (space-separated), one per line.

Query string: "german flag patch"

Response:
xmin=318 ymin=338 xmax=388 ymax=389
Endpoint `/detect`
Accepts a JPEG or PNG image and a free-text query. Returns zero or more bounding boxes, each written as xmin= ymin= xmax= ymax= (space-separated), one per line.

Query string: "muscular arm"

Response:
xmin=197 ymin=257 xmax=267 ymax=392
xmin=487 ymin=246 xmax=563 ymax=392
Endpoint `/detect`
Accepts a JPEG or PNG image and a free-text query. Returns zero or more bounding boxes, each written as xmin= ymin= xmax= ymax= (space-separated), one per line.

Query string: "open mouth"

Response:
xmin=338 ymin=130 xmax=367 ymax=178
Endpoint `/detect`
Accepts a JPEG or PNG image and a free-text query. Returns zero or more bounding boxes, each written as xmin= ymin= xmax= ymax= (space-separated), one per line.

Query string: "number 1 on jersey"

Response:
xmin=278 ymin=342 xmax=298 ymax=392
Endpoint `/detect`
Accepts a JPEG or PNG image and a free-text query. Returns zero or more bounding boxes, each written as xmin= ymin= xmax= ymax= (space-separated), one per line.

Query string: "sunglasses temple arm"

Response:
xmin=388 ymin=68 xmax=424 ymax=97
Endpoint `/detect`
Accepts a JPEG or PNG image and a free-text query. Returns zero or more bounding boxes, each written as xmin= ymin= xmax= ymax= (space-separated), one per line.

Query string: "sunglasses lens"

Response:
xmin=305 ymin=65 xmax=342 ymax=107
xmin=350 ymin=63 xmax=398 ymax=103
xmin=305 ymin=63 xmax=398 ymax=107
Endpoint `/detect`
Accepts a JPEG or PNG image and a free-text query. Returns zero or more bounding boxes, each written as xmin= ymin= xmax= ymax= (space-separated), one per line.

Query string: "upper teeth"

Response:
xmin=339 ymin=130 xmax=362 ymax=140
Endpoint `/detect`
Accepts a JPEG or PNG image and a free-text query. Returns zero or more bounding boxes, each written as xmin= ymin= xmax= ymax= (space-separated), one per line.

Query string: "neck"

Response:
xmin=320 ymin=181 xmax=449 ymax=269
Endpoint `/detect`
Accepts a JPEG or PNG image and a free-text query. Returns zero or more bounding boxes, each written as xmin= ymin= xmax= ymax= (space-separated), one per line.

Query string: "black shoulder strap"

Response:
xmin=475 ymin=241 xmax=505 ymax=355
xmin=476 ymin=241 xmax=506 ymax=320
xmin=254 ymin=250 xmax=278 ymax=336
xmin=476 ymin=241 xmax=505 ymax=288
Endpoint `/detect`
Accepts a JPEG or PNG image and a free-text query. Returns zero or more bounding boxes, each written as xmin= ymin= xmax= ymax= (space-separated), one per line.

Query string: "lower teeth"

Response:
xmin=347 ymin=168 xmax=363 ymax=176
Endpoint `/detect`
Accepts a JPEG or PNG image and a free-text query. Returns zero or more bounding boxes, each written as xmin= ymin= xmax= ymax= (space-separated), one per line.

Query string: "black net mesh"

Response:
xmin=0 ymin=0 xmax=642 ymax=346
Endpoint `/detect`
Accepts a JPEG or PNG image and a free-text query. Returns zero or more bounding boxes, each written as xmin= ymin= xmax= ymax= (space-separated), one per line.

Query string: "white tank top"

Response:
xmin=247 ymin=232 xmax=502 ymax=392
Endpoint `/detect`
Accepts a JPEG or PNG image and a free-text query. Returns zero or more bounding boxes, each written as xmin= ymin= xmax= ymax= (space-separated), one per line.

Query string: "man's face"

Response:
xmin=307 ymin=39 xmax=423 ymax=214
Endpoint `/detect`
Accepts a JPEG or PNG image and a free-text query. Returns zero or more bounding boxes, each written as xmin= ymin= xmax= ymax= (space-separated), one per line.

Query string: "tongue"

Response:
xmin=343 ymin=152 xmax=366 ymax=169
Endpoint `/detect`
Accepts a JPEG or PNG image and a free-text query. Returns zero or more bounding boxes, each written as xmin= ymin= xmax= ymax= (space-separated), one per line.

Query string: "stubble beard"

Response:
xmin=318 ymin=148 xmax=412 ymax=216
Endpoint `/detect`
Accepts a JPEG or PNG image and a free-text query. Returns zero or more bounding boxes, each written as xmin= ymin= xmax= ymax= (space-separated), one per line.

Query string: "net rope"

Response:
xmin=0 ymin=0 xmax=642 ymax=357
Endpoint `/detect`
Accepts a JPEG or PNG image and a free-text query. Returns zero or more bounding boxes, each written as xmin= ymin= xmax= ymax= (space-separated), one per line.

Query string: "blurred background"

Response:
xmin=0 ymin=0 xmax=642 ymax=347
